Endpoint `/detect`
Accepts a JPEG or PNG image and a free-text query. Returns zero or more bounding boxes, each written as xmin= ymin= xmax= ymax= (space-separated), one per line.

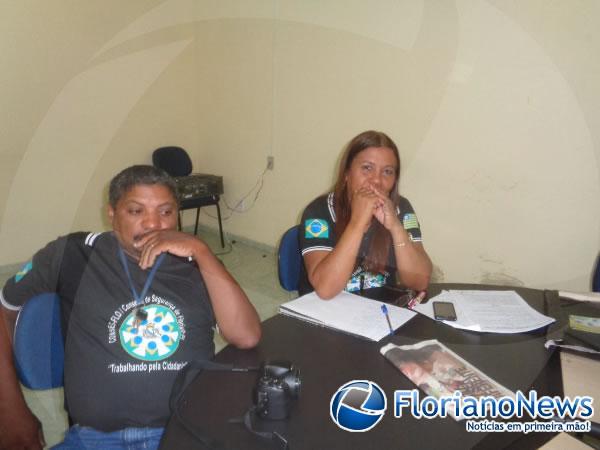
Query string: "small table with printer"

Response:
xmin=174 ymin=173 xmax=225 ymax=247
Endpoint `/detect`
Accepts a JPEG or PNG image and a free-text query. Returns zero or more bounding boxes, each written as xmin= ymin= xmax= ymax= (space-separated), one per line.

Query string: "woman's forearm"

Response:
xmin=390 ymin=226 xmax=432 ymax=291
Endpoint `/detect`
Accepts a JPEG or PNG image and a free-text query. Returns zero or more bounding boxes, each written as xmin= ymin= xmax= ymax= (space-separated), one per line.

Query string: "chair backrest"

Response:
xmin=152 ymin=146 xmax=193 ymax=177
xmin=278 ymin=225 xmax=302 ymax=292
xmin=13 ymin=293 xmax=64 ymax=389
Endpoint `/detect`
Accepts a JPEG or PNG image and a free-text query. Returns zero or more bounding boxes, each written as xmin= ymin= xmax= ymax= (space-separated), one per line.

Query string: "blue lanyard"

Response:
xmin=117 ymin=246 xmax=166 ymax=306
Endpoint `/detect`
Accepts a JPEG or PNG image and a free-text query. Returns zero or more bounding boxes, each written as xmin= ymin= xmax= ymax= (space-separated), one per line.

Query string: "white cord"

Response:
xmin=203 ymin=163 xmax=269 ymax=221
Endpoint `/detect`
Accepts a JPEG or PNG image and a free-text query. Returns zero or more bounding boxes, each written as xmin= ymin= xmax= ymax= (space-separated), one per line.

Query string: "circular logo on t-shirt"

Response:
xmin=119 ymin=304 xmax=181 ymax=361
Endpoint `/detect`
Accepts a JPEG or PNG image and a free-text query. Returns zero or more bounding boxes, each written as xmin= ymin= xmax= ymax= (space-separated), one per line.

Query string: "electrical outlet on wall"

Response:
xmin=267 ymin=156 xmax=274 ymax=170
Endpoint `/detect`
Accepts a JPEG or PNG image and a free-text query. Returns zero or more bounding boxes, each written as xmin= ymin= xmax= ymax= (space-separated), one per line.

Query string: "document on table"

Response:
xmin=411 ymin=290 xmax=555 ymax=333
xmin=279 ymin=291 xmax=416 ymax=341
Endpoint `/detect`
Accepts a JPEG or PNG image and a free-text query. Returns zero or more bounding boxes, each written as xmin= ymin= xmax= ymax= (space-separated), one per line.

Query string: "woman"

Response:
xmin=298 ymin=130 xmax=432 ymax=299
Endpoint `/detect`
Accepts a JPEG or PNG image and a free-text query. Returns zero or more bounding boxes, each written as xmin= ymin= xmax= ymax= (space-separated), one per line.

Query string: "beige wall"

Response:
xmin=1 ymin=0 xmax=599 ymax=291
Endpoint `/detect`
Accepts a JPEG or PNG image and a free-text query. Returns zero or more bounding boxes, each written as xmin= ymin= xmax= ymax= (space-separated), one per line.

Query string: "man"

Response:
xmin=0 ymin=165 xmax=261 ymax=449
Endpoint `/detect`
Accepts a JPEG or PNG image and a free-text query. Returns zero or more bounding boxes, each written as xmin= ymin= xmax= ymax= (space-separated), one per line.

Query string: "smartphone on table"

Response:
xmin=433 ymin=301 xmax=457 ymax=321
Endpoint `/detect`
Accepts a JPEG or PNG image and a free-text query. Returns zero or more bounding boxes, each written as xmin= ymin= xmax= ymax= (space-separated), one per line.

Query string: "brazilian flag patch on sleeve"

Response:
xmin=305 ymin=219 xmax=329 ymax=239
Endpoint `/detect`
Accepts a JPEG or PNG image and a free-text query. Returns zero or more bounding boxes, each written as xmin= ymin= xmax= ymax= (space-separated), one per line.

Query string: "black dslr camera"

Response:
xmin=253 ymin=360 xmax=301 ymax=420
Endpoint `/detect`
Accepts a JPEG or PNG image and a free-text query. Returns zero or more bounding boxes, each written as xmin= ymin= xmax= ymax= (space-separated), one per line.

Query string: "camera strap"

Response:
xmin=169 ymin=359 xmax=240 ymax=412
xmin=168 ymin=359 xmax=239 ymax=449
xmin=168 ymin=359 xmax=290 ymax=450
xmin=229 ymin=409 xmax=289 ymax=450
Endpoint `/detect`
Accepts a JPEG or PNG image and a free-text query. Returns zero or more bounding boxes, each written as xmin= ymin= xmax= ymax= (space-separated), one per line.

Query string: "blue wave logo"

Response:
xmin=330 ymin=380 xmax=387 ymax=432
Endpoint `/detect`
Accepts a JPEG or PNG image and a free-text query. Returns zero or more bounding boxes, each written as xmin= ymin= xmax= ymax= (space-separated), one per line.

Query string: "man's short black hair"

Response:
xmin=109 ymin=165 xmax=178 ymax=208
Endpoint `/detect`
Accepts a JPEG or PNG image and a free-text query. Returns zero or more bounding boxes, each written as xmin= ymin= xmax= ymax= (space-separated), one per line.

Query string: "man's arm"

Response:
xmin=0 ymin=237 xmax=67 ymax=449
xmin=191 ymin=243 xmax=262 ymax=348
xmin=0 ymin=305 xmax=45 ymax=450
xmin=135 ymin=230 xmax=261 ymax=349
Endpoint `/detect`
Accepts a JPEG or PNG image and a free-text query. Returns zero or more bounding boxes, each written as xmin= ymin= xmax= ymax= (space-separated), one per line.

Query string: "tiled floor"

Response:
xmin=1 ymin=229 xmax=291 ymax=447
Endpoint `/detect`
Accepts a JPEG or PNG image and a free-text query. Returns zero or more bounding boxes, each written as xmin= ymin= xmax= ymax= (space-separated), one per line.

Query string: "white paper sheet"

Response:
xmin=411 ymin=290 xmax=555 ymax=333
xmin=280 ymin=291 xmax=416 ymax=341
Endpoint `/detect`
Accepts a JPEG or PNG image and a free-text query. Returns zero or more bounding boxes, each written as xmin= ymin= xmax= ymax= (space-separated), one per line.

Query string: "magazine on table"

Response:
xmin=380 ymin=339 xmax=514 ymax=420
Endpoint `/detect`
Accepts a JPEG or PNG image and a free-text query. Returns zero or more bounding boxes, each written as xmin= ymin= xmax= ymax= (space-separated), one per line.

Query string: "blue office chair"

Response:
xmin=277 ymin=225 xmax=302 ymax=292
xmin=13 ymin=293 xmax=64 ymax=389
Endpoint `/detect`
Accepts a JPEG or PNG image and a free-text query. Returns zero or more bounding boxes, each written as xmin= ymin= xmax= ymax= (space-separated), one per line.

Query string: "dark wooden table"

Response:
xmin=159 ymin=284 xmax=566 ymax=450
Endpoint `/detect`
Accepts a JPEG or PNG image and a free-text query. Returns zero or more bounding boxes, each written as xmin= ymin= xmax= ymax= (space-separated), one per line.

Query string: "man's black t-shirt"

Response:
xmin=298 ymin=193 xmax=424 ymax=295
xmin=1 ymin=232 xmax=215 ymax=431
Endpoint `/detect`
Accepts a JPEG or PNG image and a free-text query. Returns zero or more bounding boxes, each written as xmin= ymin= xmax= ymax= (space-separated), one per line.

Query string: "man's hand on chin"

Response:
xmin=134 ymin=230 xmax=205 ymax=269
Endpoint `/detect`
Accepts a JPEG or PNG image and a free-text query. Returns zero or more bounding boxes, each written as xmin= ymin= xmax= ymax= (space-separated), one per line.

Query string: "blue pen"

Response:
xmin=381 ymin=304 xmax=394 ymax=336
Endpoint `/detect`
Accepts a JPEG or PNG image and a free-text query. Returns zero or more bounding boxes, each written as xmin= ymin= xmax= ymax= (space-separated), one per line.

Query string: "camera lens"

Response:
xmin=282 ymin=367 xmax=301 ymax=398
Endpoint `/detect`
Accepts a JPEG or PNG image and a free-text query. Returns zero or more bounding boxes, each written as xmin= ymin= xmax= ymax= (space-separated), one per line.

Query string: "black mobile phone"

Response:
xmin=433 ymin=301 xmax=457 ymax=321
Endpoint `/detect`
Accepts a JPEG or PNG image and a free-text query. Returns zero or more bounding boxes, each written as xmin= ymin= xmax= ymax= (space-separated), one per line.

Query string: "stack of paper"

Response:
xmin=279 ymin=291 xmax=416 ymax=341
xmin=411 ymin=290 xmax=555 ymax=333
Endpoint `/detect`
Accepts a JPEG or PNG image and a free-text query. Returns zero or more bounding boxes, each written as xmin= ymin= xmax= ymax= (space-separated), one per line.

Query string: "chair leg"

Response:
xmin=216 ymin=201 xmax=224 ymax=248
xmin=194 ymin=208 xmax=200 ymax=235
